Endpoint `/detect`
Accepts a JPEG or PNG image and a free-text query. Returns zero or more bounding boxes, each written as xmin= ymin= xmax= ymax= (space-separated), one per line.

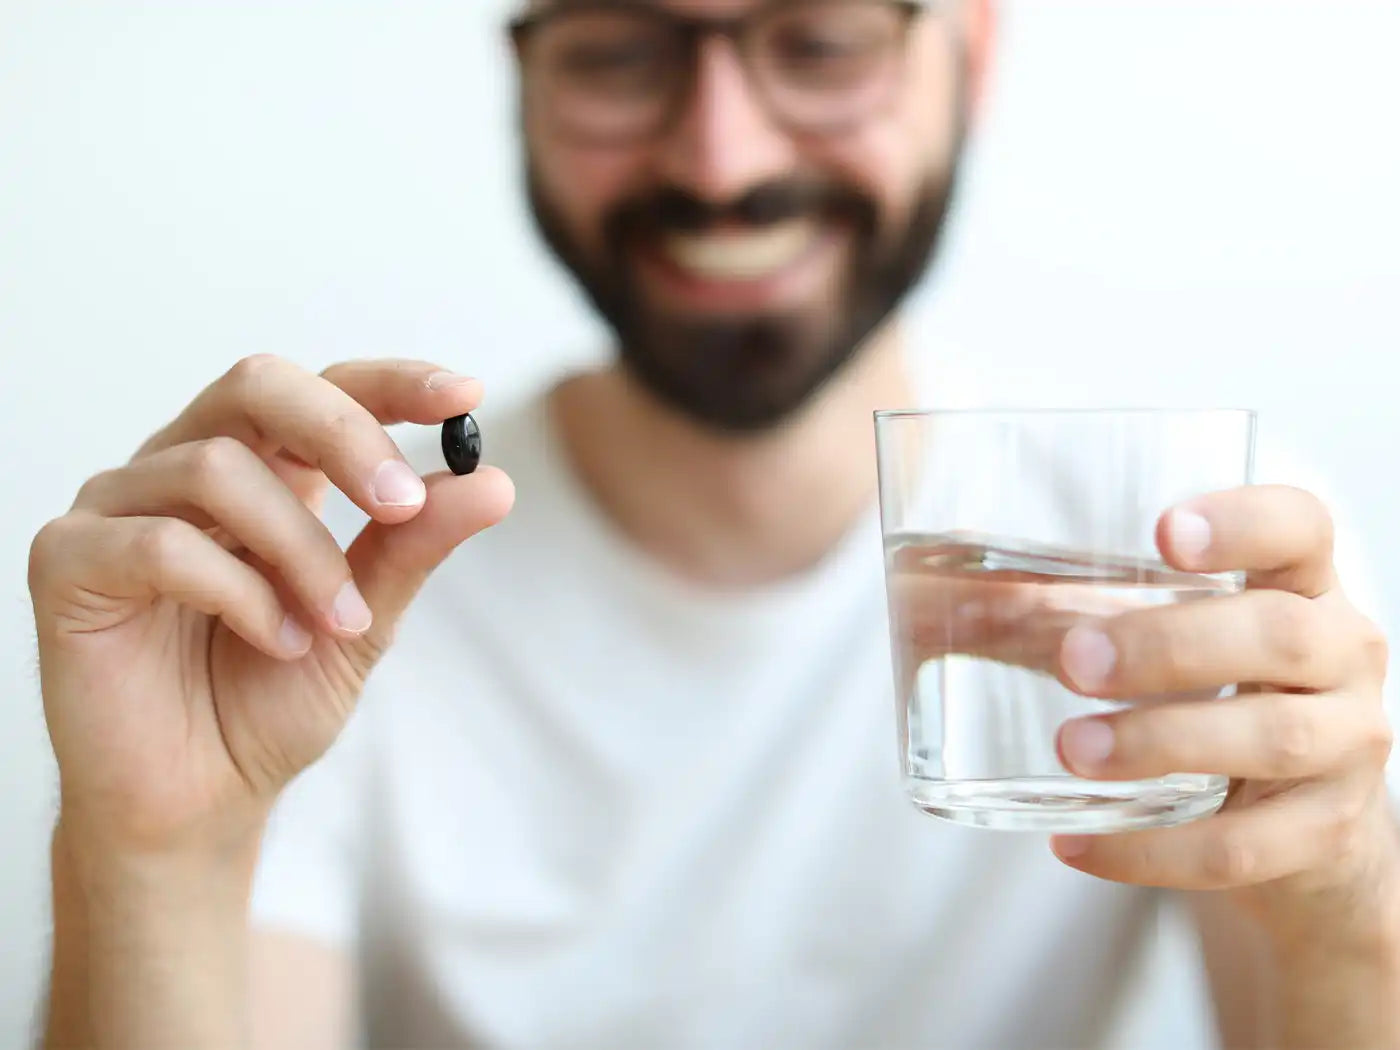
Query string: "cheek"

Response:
xmin=804 ymin=120 xmax=941 ymax=233
xmin=865 ymin=30 xmax=965 ymax=216
xmin=834 ymin=135 xmax=917 ymax=226
xmin=798 ymin=37 xmax=962 ymax=233
xmin=533 ymin=134 xmax=646 ymax=249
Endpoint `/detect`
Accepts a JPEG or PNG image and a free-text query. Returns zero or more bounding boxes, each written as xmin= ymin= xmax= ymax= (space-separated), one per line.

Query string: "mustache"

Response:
xmin=604 ymin=178 xmax=878 ymax=242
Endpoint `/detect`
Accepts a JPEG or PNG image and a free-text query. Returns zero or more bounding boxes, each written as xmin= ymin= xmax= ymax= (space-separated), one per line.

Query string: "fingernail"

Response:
xmin=427 ymin=371 xmax=476 ymax=390
xmin=1054 ymin=835 xmax=1091 ymax=860
xmin=372 ymin=460 xmax=426 ymax=507
xmin=1169 ymin=508 xmax=1213 ymax=565
xmin=1063 ymin=626 xmax=1117 ymax=692
xmin=1061 ymin=718 xmax=1115 ymax=770
xmin=333 ymin=581 xmax=373 ymax=634
xmin=279 ymin=615 xmax=313 ymax=653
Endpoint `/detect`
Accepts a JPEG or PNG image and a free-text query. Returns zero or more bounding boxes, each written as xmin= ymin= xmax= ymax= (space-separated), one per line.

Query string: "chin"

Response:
xmin=614 ymin=304 xmax=876 ymax=436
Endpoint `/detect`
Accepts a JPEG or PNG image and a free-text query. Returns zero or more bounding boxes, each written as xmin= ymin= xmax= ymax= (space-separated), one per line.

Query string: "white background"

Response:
xmin=2 ymin=1 xmax=1398 ymax=1043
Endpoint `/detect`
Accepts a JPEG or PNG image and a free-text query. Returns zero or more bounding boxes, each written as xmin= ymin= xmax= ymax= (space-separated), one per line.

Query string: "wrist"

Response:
xmin=1256 ymin=798 xmax=1400 ymax=958
xmin=52 ymin=809 xmax=265 ymax=918
xmin=47 ymin=816 xmax=263 ymax=1050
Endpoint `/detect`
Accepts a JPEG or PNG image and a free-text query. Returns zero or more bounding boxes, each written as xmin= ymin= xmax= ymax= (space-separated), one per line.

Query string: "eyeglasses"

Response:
xmin=509 ymin=0 xmax=933 ymax=146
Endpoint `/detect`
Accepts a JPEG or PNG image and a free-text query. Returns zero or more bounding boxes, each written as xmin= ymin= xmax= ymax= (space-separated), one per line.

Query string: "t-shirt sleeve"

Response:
xmin=248 ymin=705 xmax=370 ymax=947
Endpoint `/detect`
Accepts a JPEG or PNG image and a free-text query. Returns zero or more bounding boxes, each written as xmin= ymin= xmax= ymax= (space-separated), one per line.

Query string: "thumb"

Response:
xmin=343 ymin=466 xmax=515 ymax=652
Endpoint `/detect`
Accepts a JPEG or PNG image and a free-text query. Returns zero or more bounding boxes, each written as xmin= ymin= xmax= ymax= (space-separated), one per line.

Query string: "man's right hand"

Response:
xmin=27 ymin=355 xmax=515 ymax=860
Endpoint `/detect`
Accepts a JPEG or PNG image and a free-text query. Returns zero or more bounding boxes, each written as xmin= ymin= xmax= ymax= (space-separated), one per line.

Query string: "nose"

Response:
xmin=654 ymin=35 xmax=798 ymax=204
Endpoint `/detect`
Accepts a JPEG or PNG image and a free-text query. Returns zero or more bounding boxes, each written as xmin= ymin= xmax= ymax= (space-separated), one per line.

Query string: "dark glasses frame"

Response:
xmin=508 ymin=0 xmax=936 ymax=146
xmin=508 ymin=0 xmax=930 ymax=51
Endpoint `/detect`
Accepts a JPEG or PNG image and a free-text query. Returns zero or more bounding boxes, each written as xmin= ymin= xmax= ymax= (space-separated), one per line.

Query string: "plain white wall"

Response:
xmin=2 ymin=0 xmax=1397 ymax=1043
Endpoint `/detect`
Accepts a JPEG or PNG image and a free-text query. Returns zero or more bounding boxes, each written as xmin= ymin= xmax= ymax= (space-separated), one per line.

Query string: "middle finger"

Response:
xmin=1057 ymin=589 xmax=1357 ymax=698
xmin=75 ymin=437 xmax=367 ymax=636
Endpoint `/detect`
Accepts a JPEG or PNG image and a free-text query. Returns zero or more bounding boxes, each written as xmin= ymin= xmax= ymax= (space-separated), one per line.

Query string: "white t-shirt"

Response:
xmin=249 ymin=352 xmax=1396 ymax=1050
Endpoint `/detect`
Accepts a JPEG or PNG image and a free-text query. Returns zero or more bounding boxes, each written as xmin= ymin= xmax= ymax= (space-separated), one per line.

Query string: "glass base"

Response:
xmin=907 ymin=775 xmax=1228 ymax=833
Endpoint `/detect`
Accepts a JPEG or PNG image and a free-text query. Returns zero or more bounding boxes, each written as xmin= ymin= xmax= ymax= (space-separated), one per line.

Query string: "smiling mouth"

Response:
xmin=658 ymin=219 xmax=824 ymax=283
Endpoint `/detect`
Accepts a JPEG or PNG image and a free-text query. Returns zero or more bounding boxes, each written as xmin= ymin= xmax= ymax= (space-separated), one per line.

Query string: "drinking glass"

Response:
xmin=874 ymin=408 xmax=1256 ymax=833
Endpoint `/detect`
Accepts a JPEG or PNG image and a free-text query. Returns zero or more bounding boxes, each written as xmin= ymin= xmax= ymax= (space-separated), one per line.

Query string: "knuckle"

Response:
xmin=314 ymin=405 xmax=372 ymax=460
xmin=134 ymin=518 xmax=189 ymax=569
xmin=72 ymin=468 xmax=116 ymax=509
xmin=1201 ymin=833 xmax=1256 ymax=886
xmin=1361 ymin=710 xmax=1394 ymax=766
xmin=28 ymin=516 xmax=78 ymax=583
xmin=1312 ymin=498 xmax=1337 ymax=557
xmin=1283 ymin=485 xmax=1336 ymax=555
xmin=1356 ymin=617 xmax=1390 ymax=681
xmin=1153 ymin=620 xmax=1203 ymax=687
xmin=227 ymin=352 xmax=279 ymax=382
xmin=1264 ymin=702 xmax=1318 ymax=769
xmin=185 ymin=436 xmax=250 ymax=490
xmin=224 ymin=353 xmax=285 ymax=400
xmin=1335 ymin=784 xmax=1372 ymax=829
xmin=1260 ymin=595 xmax=1317 ymax=673
xmin=323 ymin=405 xmax=360 ymax=439
xmin=1322 ymin=793 xmax=1371 ymax=864
xmin=1329 ymin=818 xmax=1367 ymax=869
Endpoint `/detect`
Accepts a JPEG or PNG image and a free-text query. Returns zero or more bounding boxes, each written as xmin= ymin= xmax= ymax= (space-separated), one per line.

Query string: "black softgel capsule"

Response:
xmin=441 ymin=413 xmax=482 ymax=476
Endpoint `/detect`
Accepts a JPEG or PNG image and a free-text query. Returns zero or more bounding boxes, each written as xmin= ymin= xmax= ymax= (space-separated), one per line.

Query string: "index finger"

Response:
xmin=139 ymin=355 xmax=483 ymax=521
xmin=1157 ymin=484 xmax=1336 ymax=598
xmin=318 ymin=358 xmax=484 ymax=425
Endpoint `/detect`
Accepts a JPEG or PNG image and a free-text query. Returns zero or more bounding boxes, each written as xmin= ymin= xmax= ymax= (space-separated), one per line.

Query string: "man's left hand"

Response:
xmin=1049 ymin=485 xmax=1398 ymax=921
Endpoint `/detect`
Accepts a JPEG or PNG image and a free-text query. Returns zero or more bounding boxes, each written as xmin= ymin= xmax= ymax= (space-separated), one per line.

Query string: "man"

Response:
xmin=27 ymin=1 xmax=1399 ymax=1047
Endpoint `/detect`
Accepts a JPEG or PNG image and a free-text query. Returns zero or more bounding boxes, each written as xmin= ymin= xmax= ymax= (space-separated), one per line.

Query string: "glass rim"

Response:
xmin=873 ymin=406 xmax=1258 ymax=421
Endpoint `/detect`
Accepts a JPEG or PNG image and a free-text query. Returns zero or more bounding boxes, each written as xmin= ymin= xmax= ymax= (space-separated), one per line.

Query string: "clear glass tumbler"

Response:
xmin=875 ymin=408 xmax=1256 ymax=833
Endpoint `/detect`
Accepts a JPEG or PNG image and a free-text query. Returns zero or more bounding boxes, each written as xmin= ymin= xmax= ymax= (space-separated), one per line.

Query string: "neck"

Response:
xmin=551 ymin=322 xmax=916 ymax=588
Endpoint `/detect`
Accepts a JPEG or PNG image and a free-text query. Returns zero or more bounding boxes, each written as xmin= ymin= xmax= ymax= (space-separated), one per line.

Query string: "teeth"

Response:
xmin=662 ymin=221 xmax=818 ymax=280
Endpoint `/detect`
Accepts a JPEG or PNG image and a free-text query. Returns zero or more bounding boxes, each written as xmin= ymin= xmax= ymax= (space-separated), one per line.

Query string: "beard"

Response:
xmin=524 ymin=140 xmax=965 ymax=434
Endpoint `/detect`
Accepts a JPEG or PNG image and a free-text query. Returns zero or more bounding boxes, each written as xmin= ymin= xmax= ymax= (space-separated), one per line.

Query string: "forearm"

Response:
xmin=43 ymin=819 xmax=262 ymax=1050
